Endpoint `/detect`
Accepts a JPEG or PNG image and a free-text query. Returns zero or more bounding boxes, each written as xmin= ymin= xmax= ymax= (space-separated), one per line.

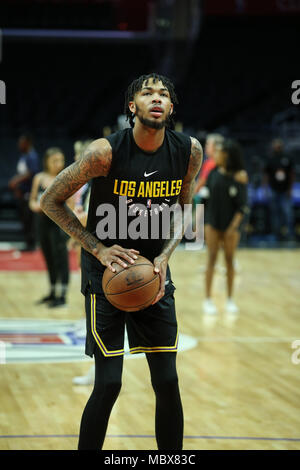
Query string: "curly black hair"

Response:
xmin=124 ymin=73 xmax=178 ymax=129
xmin=220 ymin=138 xmax=245 ymax=173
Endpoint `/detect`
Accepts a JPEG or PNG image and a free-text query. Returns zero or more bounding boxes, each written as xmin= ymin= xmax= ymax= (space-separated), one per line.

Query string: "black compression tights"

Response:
xmin=78 ymin=348 xmax=184 ymax=450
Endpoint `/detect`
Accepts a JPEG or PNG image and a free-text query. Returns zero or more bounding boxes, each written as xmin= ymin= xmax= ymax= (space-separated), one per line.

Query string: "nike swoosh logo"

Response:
xmin=144 ymin=170 xmax=158 ymax=178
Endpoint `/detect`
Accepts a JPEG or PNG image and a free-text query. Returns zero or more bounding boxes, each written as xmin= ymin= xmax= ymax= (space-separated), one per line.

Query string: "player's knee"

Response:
xmin=152 ymin=375 xmax=179 ymax=399
xmin=104 ymin=380 xmax=122 ymax=401
xmin=94 ymin=379 xmax=122 ymax=402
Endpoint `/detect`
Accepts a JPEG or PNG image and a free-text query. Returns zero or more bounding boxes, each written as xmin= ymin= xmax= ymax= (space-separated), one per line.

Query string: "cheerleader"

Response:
xmin=201 ymin=139 xmax=249 ymax=314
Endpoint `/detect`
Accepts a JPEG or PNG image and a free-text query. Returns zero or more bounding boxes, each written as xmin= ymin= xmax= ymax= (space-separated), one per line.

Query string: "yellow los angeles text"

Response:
xmin=113 ymin=179 xmax=182 ymax=198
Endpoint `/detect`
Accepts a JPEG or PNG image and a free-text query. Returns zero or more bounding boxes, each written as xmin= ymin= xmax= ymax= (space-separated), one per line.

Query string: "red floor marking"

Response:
xmin=0 ymin=249 xmax=79 ymax=272
xmin=0 ymin=334 xmax=64 ymax=344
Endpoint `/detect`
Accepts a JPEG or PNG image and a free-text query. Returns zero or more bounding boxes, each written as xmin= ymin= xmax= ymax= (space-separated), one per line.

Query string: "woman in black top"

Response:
xmin=29 ymin=148 xmax=74 ymax=307
xmin=201 ymin=139 xmax=249 ymax=314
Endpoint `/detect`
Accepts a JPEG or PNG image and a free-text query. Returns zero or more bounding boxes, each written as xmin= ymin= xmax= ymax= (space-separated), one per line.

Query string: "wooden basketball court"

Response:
xmin=0 ymin=248 xmax=299 ymax=450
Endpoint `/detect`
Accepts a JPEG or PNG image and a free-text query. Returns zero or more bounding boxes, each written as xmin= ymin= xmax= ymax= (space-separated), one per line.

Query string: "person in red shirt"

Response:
xmin=194 ymin=133 xmax=224 ymax=195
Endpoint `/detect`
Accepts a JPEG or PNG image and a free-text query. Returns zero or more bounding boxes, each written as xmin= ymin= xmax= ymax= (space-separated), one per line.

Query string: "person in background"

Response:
xmin=263 ymin=138 xmax=295 ymax=241
xmin=194 ymin=133 xmax=224 ymax=196
xmin=202 ymin=139 xmax=249 ymax=315
xmin=29 ymin=148 xmax=74 ymax=308
xmin=8 ymin=133 xmax=40 ymax=251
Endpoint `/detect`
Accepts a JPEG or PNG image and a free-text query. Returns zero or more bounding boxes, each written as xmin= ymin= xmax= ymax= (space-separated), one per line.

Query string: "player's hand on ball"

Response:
xmin=93 ymin=244 xmax=139 ymax=272
xmin=152 ymin=253 xmax=168 ymax=304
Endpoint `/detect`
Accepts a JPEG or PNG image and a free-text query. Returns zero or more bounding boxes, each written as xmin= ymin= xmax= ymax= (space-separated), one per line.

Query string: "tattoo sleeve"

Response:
xmin=40 ymin=138 xmax=112 ymax=255
xmin=161 ymin=137 xmax=203 ymax=259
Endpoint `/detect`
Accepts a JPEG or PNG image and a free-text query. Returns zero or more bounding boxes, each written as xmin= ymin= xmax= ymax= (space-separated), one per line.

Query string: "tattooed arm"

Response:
xmin=152 ymin=137 xmax=203 ymax=302
xmin=163 ymin=136 xmax=203 ymax=258
xmin=40 ymin=138 xmax=139 ymax=271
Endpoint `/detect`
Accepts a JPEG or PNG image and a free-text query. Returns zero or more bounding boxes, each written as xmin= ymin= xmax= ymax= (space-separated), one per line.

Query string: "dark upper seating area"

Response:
xmin=1 ymin=13 xmax=299 ymax=139
xmin=0 ymin=1 xmax=115 ymax=30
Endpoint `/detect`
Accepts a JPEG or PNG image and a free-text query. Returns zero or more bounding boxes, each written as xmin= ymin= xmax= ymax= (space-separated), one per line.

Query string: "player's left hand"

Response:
xmin=152 ymin=253 xmax=168 ymax=304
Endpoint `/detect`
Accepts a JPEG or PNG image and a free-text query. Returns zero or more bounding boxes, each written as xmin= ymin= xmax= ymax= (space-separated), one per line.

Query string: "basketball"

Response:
xmin=102 ymin=255 xmax=160 ymax=312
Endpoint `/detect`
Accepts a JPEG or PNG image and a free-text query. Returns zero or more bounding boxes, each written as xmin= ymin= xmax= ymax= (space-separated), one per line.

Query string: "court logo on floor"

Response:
xmin=0 ymin=319 xmax=197 ymax=364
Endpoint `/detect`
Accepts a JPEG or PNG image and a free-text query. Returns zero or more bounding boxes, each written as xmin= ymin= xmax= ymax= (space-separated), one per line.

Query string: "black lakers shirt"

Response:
xmin=81 ymin=127 xmax=191 ymax=294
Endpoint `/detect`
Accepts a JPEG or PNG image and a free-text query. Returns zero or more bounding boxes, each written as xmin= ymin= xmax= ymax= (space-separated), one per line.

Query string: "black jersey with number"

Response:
xmin=81 ymin=127 xmax=191 ymax=294
xmin=202 ymin=167 xmax=249 ymax=231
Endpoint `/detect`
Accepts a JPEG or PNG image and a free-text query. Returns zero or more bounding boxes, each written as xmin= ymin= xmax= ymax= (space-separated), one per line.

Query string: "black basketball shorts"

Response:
xmin=85 ymin=278 xmax=178 ymax=358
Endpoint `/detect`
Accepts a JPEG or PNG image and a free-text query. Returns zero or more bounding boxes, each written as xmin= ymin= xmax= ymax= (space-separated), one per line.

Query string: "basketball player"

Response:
xmin=201 ymin=139 xmax=249 ymax=314
xmin=40 ymin=73 xmax=202 ymax=450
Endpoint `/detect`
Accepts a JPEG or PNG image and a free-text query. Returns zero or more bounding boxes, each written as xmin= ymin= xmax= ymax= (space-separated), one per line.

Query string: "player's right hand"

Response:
xmin=93 ymin=243 xmax=139 ymax=272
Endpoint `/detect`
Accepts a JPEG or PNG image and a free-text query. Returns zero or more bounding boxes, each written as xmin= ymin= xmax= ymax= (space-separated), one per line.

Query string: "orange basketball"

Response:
xmin=102 ymin=255 xmax=160 ymax=312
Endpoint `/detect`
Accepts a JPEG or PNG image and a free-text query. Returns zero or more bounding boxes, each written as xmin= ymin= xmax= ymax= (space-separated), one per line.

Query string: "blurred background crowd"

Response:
xmin=0 ymin=0 xmax=300 ymax=249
